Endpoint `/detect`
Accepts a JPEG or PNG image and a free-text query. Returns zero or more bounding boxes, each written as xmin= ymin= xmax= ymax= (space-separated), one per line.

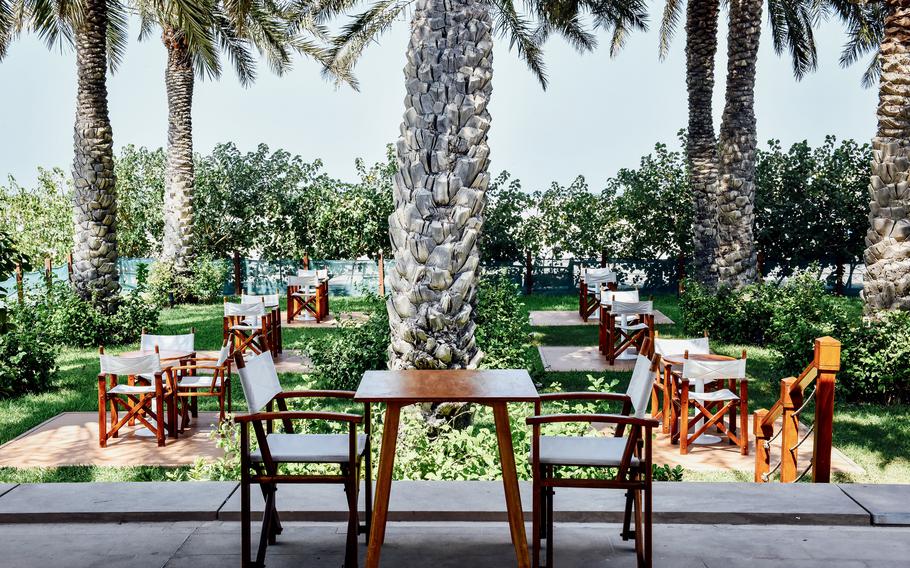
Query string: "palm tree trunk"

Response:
xmin=72 ymin=0 xmax=120 ymax=312
xmin=162 ymin=28 xmax=195 ymax=272
xmin=386 ymin=0 xmax=492 ymax=369
xmin=715 ymin=0 xmax=762 ymax=287
xmin=686 ymin=0 xmax=721 ymax=287
xmin=864 ymin=0 xmax=910 ymax=314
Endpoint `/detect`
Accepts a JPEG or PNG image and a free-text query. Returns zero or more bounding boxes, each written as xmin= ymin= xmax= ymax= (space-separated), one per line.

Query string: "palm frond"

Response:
xmin=823 ymin=0 xmax=882 ymax=87
xmin=105 ymin=0 xmax=128 ymax=72
xmin=765 ymin=0 xmax=817 ymax=79
xmin=169 ymin=0 xmax=221 ymax=79
xmin=658 ymin=0 xmax=683 ymax=60
xmin=211 ymin=9 xmax=255 ymax=83
xmin=489 ymin=0 xmax=548 ymax=88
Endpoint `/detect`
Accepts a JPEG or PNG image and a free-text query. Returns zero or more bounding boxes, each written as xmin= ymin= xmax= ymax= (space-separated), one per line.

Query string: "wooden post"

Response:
xmin=66 ymin=253 xmax=74 ymax=282
xmin=676 ymin=253 xmax=685 ymax=296
xmin=44 ymin=257 xmax=52 ymax=289
xmin=780 ymin=377 xmax=801 ymax=483
xmin=303 ymin=254 xmax=310 ymax=270
xmin=833 ymin=260 xmax=845 ymax=296
xmin=756 ymin=250 xmax=765 ymax=281
xmin=753 ymin=409 xmax=773 ymax=482
xmin=527 ymin=250 xmax=535 ymax=295
xmin=600 ymin=249 xmax=607 ymax=268
xmin=377 ymin=251 xmax=385 ymax=296
xmin=232 ymin=251 xmax=243 ymax=295
xmin=812 ymin=337 xmax=841 ymax=483
xmin=15 ymin=263 xmax=23 ymax=303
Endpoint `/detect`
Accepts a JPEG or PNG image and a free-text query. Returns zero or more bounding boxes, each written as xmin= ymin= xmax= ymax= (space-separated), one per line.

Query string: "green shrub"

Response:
xmin=300 ymin=294 xmax=390 ymax=391
xmin=475 ymin=274 xmax=532 ymax=369
xmin=840 ymin=311 xmax=910 ymax=404
xmin=680 ymin=279 xmax=774 ymax=345
xmin=148 ymin=256 xmax=228 ymax=305
xmin=0 ymin=305 xmax=56 ymax=399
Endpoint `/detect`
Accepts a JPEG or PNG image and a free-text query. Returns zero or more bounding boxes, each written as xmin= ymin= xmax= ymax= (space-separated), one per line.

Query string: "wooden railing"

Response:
xmin=754 ymin=336 xmax=841 ymax=483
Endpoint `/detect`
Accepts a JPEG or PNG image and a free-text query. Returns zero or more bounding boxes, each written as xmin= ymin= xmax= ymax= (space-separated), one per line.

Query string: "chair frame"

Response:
xmin=287 ymin=271 xmax=329 ymax=324
xmin=165 ymin=344 xmax=233 ymax=429
xmin=234 ymin=352 xmax=372 ymax=568
xmin=97 ymin=347 xmax=177 ymax=448
xmin=579 ymin=276 xmax=617 ymax=322
xmin=241 ymin=295 xmax=283 ymax=355
xmin=670 ymin=351 xmax=749 ymax=455
xmin=599 ymin=300 xmax=655 ymax=365
xmin=223 ymin=299 xmax=272 ymax=357
xmin=528 ymin=348 xmax=660 ymax=568
xmin=652 ymin=332 xmax=710 ymax=434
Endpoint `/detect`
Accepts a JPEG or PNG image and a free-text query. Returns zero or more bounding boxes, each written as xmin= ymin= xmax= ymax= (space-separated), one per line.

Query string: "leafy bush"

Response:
xmin=300 ymin=294 xmax=390 ymax=391
xmin=30 ymin=281 xmax=160 ymax=348
xmin=148 ymin=256 xmax=228 ymax=305
xmin=680 ymin=279 xmax=774 ymax=345
xmin=475 ymin=274 xmax=532 ymax=369
xmin=840 ymin=311 xmax=910 ymax=404
xmin=0 ymin=305 xmax=56 ymax=399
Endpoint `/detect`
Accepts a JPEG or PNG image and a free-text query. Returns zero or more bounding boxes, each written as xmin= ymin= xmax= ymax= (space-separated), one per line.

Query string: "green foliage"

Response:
xmin=114 ymin=145 xmax=166 ymax=258
xmin=840 ymin=311 xmax=910 ymax=404
xmin=299 ymin=295 xmax=390 ymax=391
xmin=0 ymin=227 xmax=27 ymax=280
xmin=475 ymin=274 xmax=532 ymax=369
xmin=148 ymin=256 xmax=228 ymax=305
xmin=0 ymin=304 xmax=57 ymax=399
xmin=0 ymin=168 xmax=72 ymax=267
xmin=480 ymin=173 xmax=537 ymax=262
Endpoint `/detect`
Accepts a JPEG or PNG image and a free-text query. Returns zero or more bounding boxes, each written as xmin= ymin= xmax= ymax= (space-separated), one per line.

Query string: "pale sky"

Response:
xmin=0 ymin=10 xmax=876 ymax=190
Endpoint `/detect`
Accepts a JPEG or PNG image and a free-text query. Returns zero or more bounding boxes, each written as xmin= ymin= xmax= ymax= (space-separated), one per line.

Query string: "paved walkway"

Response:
xmin=538 ymin=345 xmax=638 ymax=372
xmin=282 ymin=311 xmax=369 ymax=328
xmin=529 ymin=310 xmax=675 ymax=327
xmin=0 ymin=520 xmax=906 ymax=567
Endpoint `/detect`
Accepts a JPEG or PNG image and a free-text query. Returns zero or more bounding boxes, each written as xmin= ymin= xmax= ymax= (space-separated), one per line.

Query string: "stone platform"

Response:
xmin=530 ymin=309 xmax=675 ymax=327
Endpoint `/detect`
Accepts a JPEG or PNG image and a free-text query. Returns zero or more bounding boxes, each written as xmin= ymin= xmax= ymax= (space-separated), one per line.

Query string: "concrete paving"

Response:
xmin=538 ymin=345 xmax=638 ymax=372
xmin=0 ymin=520 xmax=907 ymax=567
xmin=282 ymin=311 xmax=369 ymax=328
xmin=840 ymin=484 xmax=910 ymax=525
xmin=529 ymin=309 xmax=675 ymax=327
xmin=0 ymin=481 xmax=237 ymax=523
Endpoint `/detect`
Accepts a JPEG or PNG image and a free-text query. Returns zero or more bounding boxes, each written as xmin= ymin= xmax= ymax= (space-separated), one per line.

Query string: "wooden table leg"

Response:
xmin=365 ymin=402 xmax=402 ymax=568
xmin=492 ymin=402 xmax=531 ymax=568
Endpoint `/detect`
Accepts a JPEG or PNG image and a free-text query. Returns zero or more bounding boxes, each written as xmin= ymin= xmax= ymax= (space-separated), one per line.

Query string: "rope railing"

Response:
xmin=754 ymin=337 xmax=840 ymax=484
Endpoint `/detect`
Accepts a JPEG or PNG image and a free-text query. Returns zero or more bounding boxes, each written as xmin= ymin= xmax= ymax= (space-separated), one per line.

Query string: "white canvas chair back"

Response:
xmin=140 ymin=332 xmax=194 ymax=353
xmin=682 ymin=358 xmax=747 ymax=382
xmin=625 ymin=355 xmax=654 ymax=418
xmin=100 ymin=353 xmax=161 ymax=376
xmin=655 ymin=337 xmax=710 ymax=357
xmin=241 ymin=294 xmax=280 ymax=308
xmin=288 ymin=275 xmax=317 ymax=289
xmin=297 ymin=269 xmax=317 ymax=278
xmin=603 ymin=289 xmax=640 ymax=305
xmin=237 ymin=351 xmax=282 ymax=412
xmin=584 ymin=267 xmax=616 ymax=286
xmin=610 ymin=300 xmax=652 ymax=316
xmin=215 ymin=343 xmax=231 ymax=366
xmin=224 ymin=302 xmax=266 ymax=318
xmin=316 ymin=268 xmax=328 ymax=280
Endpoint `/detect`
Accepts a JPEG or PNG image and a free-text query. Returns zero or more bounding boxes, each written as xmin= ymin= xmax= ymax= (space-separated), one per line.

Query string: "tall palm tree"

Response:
xmin=330 ymin=0 xmax=647 ymax=369
xmin=134 ymin=0 xmax=320 ymax=273
xmin=662 ymin=0 xmax=818 ymax=288
xmin=16 ymin=0 xmax=129 ymax=312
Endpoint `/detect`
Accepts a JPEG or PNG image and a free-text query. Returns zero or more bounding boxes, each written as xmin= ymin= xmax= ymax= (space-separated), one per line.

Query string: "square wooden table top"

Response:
xmin=354 ymin=369 xmax=539 ymax=403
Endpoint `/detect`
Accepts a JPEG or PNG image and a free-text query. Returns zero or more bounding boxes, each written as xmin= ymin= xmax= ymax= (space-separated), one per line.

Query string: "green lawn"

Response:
xmin=1 ymin=291 xmax=907 ymax=484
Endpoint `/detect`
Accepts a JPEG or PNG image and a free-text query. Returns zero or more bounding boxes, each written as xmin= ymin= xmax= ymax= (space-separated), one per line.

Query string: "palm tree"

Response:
xmin=329 ymin=0 xmax=647 ymax=369
xmin=15 ymin=0 xmax=129 ymax=312
xmin=134 ymin=0 xmax=319 ymax=273
xmin=662 ymin=0 xmax=818 ymax=288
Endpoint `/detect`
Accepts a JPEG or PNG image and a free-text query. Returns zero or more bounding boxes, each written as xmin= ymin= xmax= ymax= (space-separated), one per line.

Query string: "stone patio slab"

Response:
xmin=839 ymin=484 xmax=910 ymax=525
xmin=530 ymin=309 xmax=675 ymax=327
xmin=0 ymin=482 xmax=238 ymax=523
xmin=282 ymin=312 xmax=368 ymax=328
xmin=196 ymin=349 xmax=311 ymax=373
xmin=0 ymin=412 xmax=224 ymax=467
xmin=0 ymin=484 xmax=16 ymax=498
xmin=538 ymin=345 xmax=637 ymax=372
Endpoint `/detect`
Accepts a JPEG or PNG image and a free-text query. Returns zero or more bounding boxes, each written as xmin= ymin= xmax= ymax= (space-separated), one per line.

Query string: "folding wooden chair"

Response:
xmin=234 ymin=351 xmax=372 ymax=568
xmin=600 ymin=296 xmax=655 ymax=365
xmin=579 ymin=267 xmax=617 ymax=322
xmin=598 ymin=289 xmax=639 ymax=356
xmin=671 ymin=354 xmax=749 ymax=455
xmin=652 ymin=334 xmax=710 ymax=434
xmin=286 ymin=271 xmax=325 ymax=323
xmin=165 ymin=342 xmax=233 ymax=428
xmin=224 ymin=299 xmax=271 ymax=357
xmin=242 ymin=294 xmax=282 ymax=355
xmin=528 ymin=346 xmax=660 ymax=568
xmin=140 ymin=329 xmax=195 ymax=360
xmin=97 ymin=349 xmax=176 ymax=447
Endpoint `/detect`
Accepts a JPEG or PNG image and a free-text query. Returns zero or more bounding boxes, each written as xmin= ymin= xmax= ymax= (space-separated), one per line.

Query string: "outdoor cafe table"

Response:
xmin=354 ymin=369 xmax=539 ymax=568
xmin=661 ymin=352 xmax=735 ymax=445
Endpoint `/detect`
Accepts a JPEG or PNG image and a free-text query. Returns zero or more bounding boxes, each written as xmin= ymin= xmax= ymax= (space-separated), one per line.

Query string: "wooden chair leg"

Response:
xmin=240 ymin=426 xmax=252 ymax=568
xmin=98 ymin=387 xmax=107 ymax=448
xmin=680 ymin=389 xmax=690 ymax=455
xmin=644 ymin=481 xmax=652 ymax=568
xmin=634 ymin=488 xmax=645 ymax=568
xmin=345 ymin=467 xmax=359 ymax=568
xmin=363 ymin=452 xmax=373 ymax=538
xmin=740 ymin=381 xmax=750 ymax=455
xmin=622 ymin=489 xmax=634 ymax=540
xmin=545 ymin=468 xmax=554 ymax=568
xmin=532 ymin=469 xmax=541 ymax=568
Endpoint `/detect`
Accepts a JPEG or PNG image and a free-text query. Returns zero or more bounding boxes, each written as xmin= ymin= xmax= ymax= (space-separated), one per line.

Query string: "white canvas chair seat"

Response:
xmin=108 ymin=383 xmax=158 ymax=395
xmin=537 ymin=435 xmax=639 ymax=467
xmin=179 ymin=376 xmax=224 ymax=388
xmin=140 ymin=332 xmax=194 ymax=353
xmin=654 ymin=337 xmax=710 ymax=357
xmin=617 ymin=320 xmax=649 ymax=331
xmin=241 ymin=294 xmax=280 ymax=308
xmin=232 ymin=322 xmax=259 ymax=331
xmin=689 ymin=389 xmax=739 ymax=403
xmin=251 ymin=433 xmax=368 ymax=463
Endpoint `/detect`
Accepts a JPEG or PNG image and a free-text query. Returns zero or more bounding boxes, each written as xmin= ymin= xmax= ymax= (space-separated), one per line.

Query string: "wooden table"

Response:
xmin=661 ymin=353 xmax=734 ymax=445
xmin=355 ymin=369 xmax=539 ymax=568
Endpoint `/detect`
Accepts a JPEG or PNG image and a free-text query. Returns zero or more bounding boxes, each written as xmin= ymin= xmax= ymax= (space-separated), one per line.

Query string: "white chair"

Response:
xmin=97 ymin=350 xmax=174 ymax=447
xmin=241 ymin=294 xmax=282 ymax=354
xmin=234 ymin=351 xmax=371 ymax=568
xmin=223 ymin=300 xmax=270 ymax=356
xmin=652 ymin=335 xmax=711 ymax=433
xmin=600 ymin=299 xmax=655 ymax=364
xmin=528 ymin=346 xmax=660 ymax=568
xmin=579 ymin=267 xmax=617 ymax=321
xmin=140 ymin=329 xmax=195 ymax=363
xmin=287 ymin=273 xmax=325 ymax=322
xmin=166 ymin=342 xmax=233 ymax=426
xmin=674 ymin=355 xmax=749 ymax=454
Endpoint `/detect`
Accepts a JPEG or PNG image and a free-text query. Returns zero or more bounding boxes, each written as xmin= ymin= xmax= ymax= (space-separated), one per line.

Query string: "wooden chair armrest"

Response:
xmin=275 ymin=390 xmax=356 ymax=400
xmin=526 ymin=413 xmax=659 ymax=428
xmin=538 ymin=392 xmax=631 ymax=403
xmin=235 ymin=411 xmax=363 ymax=424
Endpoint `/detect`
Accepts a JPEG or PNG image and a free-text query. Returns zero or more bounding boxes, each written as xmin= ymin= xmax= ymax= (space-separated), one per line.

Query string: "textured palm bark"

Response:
xmin=386 ymin=0 xmax=492 ymax=369
xmin=686 ymin=0 xmax=721 ymax=287
xmin=72 ymin=0 xmax=120 ymax=312
xmin=162 ymin=28 xmax=195 ymax=271
xmin=865 ymin=0 xmax=910 ymax=314
xmin=715 ymin=0 xmax=762 ymax=287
